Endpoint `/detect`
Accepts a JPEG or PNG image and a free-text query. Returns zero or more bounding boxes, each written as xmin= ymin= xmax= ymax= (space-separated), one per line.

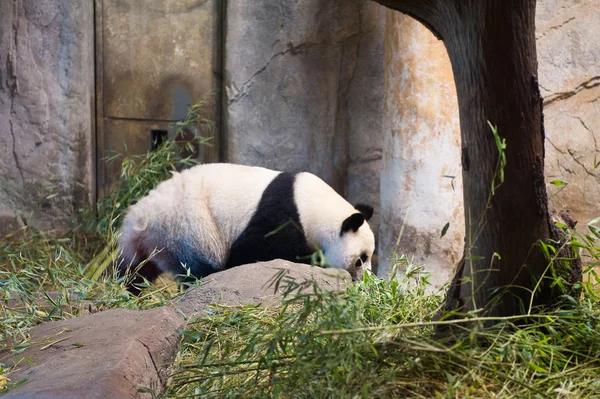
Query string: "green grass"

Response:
xmin=164 ymin=261 xmax=600 ymax=399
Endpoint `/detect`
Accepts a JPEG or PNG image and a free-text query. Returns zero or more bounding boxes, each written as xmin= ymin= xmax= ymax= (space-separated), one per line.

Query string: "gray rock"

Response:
xmin=176 ymin=260 xmax=352 ymax=316
xmin=346 ymin=2 xmax=386 ymax=247
xmin=2 ymin=260 xmax=351 ymax=398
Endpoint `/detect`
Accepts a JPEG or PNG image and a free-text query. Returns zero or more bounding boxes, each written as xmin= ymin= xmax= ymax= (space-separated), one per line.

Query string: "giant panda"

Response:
xmin=117 ymin=163 xmax=375 ymax=294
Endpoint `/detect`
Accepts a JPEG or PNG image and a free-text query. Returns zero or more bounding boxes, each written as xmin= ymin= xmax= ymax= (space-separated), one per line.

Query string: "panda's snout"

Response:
xmin=348 ymin=266 xmax=364 ymax=281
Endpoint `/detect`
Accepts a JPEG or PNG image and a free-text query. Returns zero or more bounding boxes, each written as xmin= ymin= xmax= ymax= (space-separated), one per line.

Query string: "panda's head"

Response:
xmin=323 ymin=203 xmax=375 ymax=279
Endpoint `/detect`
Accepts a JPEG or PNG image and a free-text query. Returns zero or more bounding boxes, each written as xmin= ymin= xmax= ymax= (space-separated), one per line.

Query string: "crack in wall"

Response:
xmin=546 ymin=137 xmax=566 ymax=155
xmin=567 ymin=148 xmax=600 ymax=181
xmin=548 ymin=135 xmax=599 ymax=180
xmin=572 ymin=115 xmax=598 ymax=151
xmin=228 ymin=41 xmax=342 ymax=106
xmin=227 ymin=48 xmax=284 ymax=106
xmin=227 ymin=21 xmax=365 ymax=107
xmin=536 ymin=16 xmax=576 ymax=40
xmin=559 ymin=163 xmax=577 ymax=176
xmin=8 ymin=0 xmax=24 ymax=184
xmin=544 ymin=75 xmax=600 ymax=106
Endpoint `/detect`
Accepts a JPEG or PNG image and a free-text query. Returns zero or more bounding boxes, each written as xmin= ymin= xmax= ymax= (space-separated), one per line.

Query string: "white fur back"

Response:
xmin=119 ymin=163 xmax=279 ymax=267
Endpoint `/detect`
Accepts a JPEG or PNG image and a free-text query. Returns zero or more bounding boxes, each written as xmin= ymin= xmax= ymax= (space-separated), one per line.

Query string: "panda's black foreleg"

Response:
xmin=171 ymin=255 xmax=220 ymax=292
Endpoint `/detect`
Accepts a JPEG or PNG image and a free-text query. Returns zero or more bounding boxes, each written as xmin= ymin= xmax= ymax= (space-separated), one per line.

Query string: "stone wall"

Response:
xmin=538 ymin=0 xmax=600 ymax=231
xmin=224 ymin=0 xmax=386 ymax=240
xmin=379 ymin=12 xmax=463 ymax=284
xmin=379 ymin=0 xmax=600 ymax=283
xmin=0 ymin=0 xmax=94 ymax=234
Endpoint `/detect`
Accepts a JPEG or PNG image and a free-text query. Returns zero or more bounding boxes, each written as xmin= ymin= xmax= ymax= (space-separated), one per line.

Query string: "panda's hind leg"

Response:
xmin=118 ymin=258 xmax=162 ymax=296
xmin=119 ymin=221 xmax=222 ymax=294
xmin=117 ymin=231 xmax=165 ymax=295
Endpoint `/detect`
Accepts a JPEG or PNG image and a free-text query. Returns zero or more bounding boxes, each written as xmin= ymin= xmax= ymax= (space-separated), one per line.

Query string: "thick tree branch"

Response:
xmin=373 ymin=0 xmax=443 ymax=39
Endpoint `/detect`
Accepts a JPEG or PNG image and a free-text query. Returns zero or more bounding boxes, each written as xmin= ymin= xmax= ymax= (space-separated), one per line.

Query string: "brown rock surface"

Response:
xmin=537 ymin=0 xmax=600 ymax=229
xmin=2 ymin=261 xmax=351 ymax=398
xmin=379 ymin=11 xmax=463 ymax=285
xmin=2 ymin=307 xmax=183 ymax=399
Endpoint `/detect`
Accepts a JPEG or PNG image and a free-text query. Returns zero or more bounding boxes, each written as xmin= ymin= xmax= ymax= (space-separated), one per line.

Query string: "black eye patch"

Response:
xmin=355 ymin=253 xmax=368 ymax=267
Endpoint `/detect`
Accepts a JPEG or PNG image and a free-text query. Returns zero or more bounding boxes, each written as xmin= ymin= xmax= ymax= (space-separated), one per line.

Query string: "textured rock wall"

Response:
xmin=224 ymin=0 xmax=386 ymax=238
xmin=538 ymin=0 xmax=600 ymax=230
xmin=3 ymin=0 xmax=594 ymax=281
xmin=0 ymin=0 xmax=94 ymax=234
xmin=380 ymin=0 xmax=600 ymax=284
xmin=379 ymin=12 xmax=463 ymax=283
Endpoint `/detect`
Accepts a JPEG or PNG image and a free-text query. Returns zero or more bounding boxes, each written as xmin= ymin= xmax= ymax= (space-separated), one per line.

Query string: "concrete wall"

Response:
xmin=538 ymin=0 xmax=600 ymax=231
xmin=379 ymin=12 xmax=463 ymax=285
xmin=0 ymin=0 xmax=387 ymax=238
xmin=224 ymin=0 xmax=386 ymax=240
xmin=0 ymin=0 xmax=95 ymax=234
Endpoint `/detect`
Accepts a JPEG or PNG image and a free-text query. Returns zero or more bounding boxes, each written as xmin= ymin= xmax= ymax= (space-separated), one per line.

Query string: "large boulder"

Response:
xmin=2 ymin=261 xmax=351 ymax=398
xmin=176 ymin=260 xmax=351 ymax=315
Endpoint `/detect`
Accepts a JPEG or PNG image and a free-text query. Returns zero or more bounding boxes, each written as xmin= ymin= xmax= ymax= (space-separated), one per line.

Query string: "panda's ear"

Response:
xmin=354 ymin=203 xmax=374 ymax=221
xmin=341 ymin=213 xmax=365 ymax=235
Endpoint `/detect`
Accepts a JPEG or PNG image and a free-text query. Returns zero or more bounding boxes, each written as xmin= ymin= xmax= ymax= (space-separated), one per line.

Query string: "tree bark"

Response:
xmin=376 ymin=0 xmax=564 ymax=320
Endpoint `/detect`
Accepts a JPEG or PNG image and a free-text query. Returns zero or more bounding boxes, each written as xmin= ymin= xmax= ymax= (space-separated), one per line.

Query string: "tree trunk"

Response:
xmin=376 ymin=0 xmax=564 ymax=320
